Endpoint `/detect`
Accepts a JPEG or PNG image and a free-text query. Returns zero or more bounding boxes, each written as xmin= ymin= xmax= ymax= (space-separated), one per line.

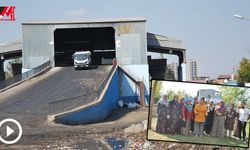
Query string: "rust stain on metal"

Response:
xmin=118 ymin=24 xmax=133 ymax=34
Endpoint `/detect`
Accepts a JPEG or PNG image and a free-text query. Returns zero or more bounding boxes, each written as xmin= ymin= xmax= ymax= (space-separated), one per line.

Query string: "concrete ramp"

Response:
xmin=51 ymin=65 xmax=147 ymax=125
xmin=0 ymin=66 xmax=112 ymax=126
xmin=47 ymin=66 xmax=113 ymax=114
xmin=51 ymin=65 xmax=119 ymax=125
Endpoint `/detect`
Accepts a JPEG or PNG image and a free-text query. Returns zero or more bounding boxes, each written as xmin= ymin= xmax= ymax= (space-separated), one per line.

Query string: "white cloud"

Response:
xmin=65 ymin=9 xmax=86 ymax=17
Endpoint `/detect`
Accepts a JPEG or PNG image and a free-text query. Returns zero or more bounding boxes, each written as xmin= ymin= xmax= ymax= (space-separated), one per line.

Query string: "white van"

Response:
xmin=73 ymin=51 xmax=91 ymax=69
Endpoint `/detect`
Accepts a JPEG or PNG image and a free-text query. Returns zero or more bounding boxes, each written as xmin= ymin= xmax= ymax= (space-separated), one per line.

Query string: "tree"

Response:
xmin=166 ymin=89 xmax=176 ymax=101
xmin=177 ymin=90 xmax=186 ymax=99
xmin=163 ymin=89 xmax=193 ymax=101
xmin=152 ymin=80 xmax=162 ymax=103
xmin=165 ymin=67 xmax=176 ymax=80
xmin=219 ymin=86 xmax=250 ymax=105
xmin=238 ymin=57 xmax=250 ymax=83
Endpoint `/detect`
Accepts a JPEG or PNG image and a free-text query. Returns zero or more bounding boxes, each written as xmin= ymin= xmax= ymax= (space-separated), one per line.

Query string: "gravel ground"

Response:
xmin=1 ymin=118 xmax=247 ymax=150
xmin=2 ymin=130 xmax=245 ymax=150
xmin=0 ymin=68 xmax=248 ymax=150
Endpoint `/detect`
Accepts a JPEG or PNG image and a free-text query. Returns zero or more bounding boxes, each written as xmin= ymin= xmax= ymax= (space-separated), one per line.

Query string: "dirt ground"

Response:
xmin=0 ymin=69 xmax=248 ymax=149
xmin=1 ymin=107 xmax=247 ymax=150
xmin=0 ymin=108 xmax=147 ymax=150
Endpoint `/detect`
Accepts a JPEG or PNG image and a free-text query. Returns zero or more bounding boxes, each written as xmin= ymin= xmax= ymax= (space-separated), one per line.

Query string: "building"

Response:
xmin=0 ymin=17 xmax=188 ymax=124
xmin=167 ymin=62 xmax=179 ymax=80
xmin=1 ymin=17 xmax=187 ymax=84
xmin=215 ymin=74 xmax=235 ymax=84
xmin=193 ymin=76 xmax=210 ymax=81
xmin=22 ymin=18 xmax=148 ymax=68
xmin=191 ymin=76 xmax=210 ymax=83
xmin=218 ymin=74 xmax=233 ymax=81
xmin=186 ymin=59 xmax=198 ymax=81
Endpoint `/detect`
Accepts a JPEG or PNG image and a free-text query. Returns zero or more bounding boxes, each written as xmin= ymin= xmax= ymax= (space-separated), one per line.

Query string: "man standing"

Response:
xmin=238 ymin=101 xmax=250 ymax=144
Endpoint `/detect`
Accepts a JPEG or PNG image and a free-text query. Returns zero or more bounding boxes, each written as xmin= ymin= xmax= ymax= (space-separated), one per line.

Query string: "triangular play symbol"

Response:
xmin=6 ymin=126 xmax=14 ymax=137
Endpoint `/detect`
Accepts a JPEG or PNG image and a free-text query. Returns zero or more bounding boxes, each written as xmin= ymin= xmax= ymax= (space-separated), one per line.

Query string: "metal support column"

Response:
xmin=139 ymin=81 xmax=145 ymax=107
xmin=0 ymin=56 xmax=5 ymax=81
xmin=118 ymin=68 xmax=123 ymax=99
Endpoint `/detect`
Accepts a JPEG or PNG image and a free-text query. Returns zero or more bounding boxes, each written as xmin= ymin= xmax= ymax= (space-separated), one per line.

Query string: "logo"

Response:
xmin=0 ymin=6 xmax=15 ymax=21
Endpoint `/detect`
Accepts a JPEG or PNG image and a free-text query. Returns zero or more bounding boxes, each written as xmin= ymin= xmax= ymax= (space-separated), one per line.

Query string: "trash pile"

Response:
xmin=120 ymin=120 xmax=239 ymax=150
xmin=118 ymin=100 xmax=141 ymax=109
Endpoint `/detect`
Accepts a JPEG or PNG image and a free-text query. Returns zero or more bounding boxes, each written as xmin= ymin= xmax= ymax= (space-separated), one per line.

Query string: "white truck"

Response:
xmin=73 ymin=51 xmax=91 ymax=69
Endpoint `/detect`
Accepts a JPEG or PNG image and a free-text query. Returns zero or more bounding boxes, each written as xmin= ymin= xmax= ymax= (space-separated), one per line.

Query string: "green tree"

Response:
xmin=166 ymin=89 xmax=176 ymax=101
xmin=176 ymin=90 xmax=186 ymax=98
xmin=152 ymin=80 xmax=162 ymax=103
xmin=238 ymin=57 xmax=250 ymax=83
xmin=163 ymin=89 xmax=193 ymax=101
xmin=219 ymin=86 xmax=250 ymax=105
xmin=165 ymin=67 xmax=176 ymax=80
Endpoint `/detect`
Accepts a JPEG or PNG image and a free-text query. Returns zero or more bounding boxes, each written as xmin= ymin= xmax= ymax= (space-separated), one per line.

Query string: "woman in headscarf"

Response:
xmin=156 ymin=94 xmax=169 ymax=134
xmin=181 ymin=100 xmax=193 ymax=135
xmin=204 ymin=101 xmax=215 ymax=134
xmin=225 ymin=103 xmax=237 ymax=138
xmin=211 ymin=101 xmax=227 ymax=138
xmin=193 ymin=97 xmax=208 ymax=137
xmin=191 ymin=97 xmax=198 ymax=133
xmin=169 ymin=95 xmax=182 ymax=134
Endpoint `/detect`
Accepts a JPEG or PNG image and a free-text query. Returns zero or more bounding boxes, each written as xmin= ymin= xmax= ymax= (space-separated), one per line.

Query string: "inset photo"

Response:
xmin=147 ymin=80 xmax=250 ymax=148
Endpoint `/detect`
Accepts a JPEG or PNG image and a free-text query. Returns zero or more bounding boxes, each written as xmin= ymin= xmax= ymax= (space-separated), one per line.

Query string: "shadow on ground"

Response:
xmin=103 ymin=108 xmax=138 ymax=122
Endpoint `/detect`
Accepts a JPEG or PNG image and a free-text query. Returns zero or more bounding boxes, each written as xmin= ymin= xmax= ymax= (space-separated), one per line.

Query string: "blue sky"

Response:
xmin=0 ymin=0 xmax=249 ymax=78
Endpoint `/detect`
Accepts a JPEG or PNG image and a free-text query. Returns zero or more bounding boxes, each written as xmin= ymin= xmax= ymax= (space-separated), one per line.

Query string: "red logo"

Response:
xmin=0 ymin=6 xmax=15 ymax=21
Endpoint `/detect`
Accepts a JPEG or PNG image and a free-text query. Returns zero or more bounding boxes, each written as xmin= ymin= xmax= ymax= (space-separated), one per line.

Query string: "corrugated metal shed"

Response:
xmin=22 ymin=17 xmax=147 ymax=68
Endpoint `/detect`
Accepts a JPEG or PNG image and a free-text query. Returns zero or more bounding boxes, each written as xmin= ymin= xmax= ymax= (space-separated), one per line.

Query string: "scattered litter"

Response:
xmin=106 ymin=137 xmax=126 ymax=150
xmin=142 ymin=120 xmax=147 ymax=131
xmin=168 ymin=143 xmax=177 ymax=149
xmin=124 ymin=123 xmax=143 ymax=134
xmin=142 ymin=141 xmax=151 ymax=149
xmin=127 ymin=103 xmax=141 ymax=108
xmin=118 ymin=100 xmax=124 ymax=108
xmin=117 ymin=100 xmax=141 ymax=108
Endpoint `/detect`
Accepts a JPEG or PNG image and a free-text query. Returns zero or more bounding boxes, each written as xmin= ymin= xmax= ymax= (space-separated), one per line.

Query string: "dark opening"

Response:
xmin=54 ymin=27 xmax=115 ymax=66
xmin=147 ymin=56 xmax=167 ymax=80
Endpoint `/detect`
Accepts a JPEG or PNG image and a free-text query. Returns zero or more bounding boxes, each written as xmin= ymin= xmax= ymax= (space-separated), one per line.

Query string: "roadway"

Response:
xmin=0 ymin=66 xmax=112 ymax=127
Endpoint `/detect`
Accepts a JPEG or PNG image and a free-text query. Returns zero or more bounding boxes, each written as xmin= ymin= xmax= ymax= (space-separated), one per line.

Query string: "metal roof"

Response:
xmin=22 ymin=17 xmax=146 ymax=25
xmin=0 ymin=39 xmax=22 ymax=54
xmin=147 ymin=32 xmax=184 ymax=50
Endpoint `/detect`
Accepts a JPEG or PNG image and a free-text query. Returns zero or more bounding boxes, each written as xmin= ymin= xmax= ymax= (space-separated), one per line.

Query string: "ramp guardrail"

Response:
xmin=0 ymin=60 xmax=52 ymax=92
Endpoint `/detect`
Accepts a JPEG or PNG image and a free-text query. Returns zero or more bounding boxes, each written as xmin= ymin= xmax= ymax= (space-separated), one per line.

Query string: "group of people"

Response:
xmin=156 ymin=94 xmax=250 ymax=143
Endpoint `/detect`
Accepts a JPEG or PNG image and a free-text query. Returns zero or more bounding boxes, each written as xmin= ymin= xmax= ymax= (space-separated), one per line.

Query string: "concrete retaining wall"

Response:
xmin=54 ymin=69 xmax=119 ymax=125
xmin=53 ymin=64 xmax=149 ymax=125
xmin=120 ymin=64 xmax=149 ymax=105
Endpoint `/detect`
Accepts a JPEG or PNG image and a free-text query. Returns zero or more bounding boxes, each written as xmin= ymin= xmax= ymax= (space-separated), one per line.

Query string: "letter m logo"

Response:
xmin=0 ymin=6 xmax=15 ymax=21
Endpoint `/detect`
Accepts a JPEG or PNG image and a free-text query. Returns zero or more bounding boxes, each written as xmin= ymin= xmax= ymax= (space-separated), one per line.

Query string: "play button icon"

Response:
xmin=0 ymin=118 xmax=22 ymax=144
xmin=6 ymin=126 xmax=14 ymax=137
